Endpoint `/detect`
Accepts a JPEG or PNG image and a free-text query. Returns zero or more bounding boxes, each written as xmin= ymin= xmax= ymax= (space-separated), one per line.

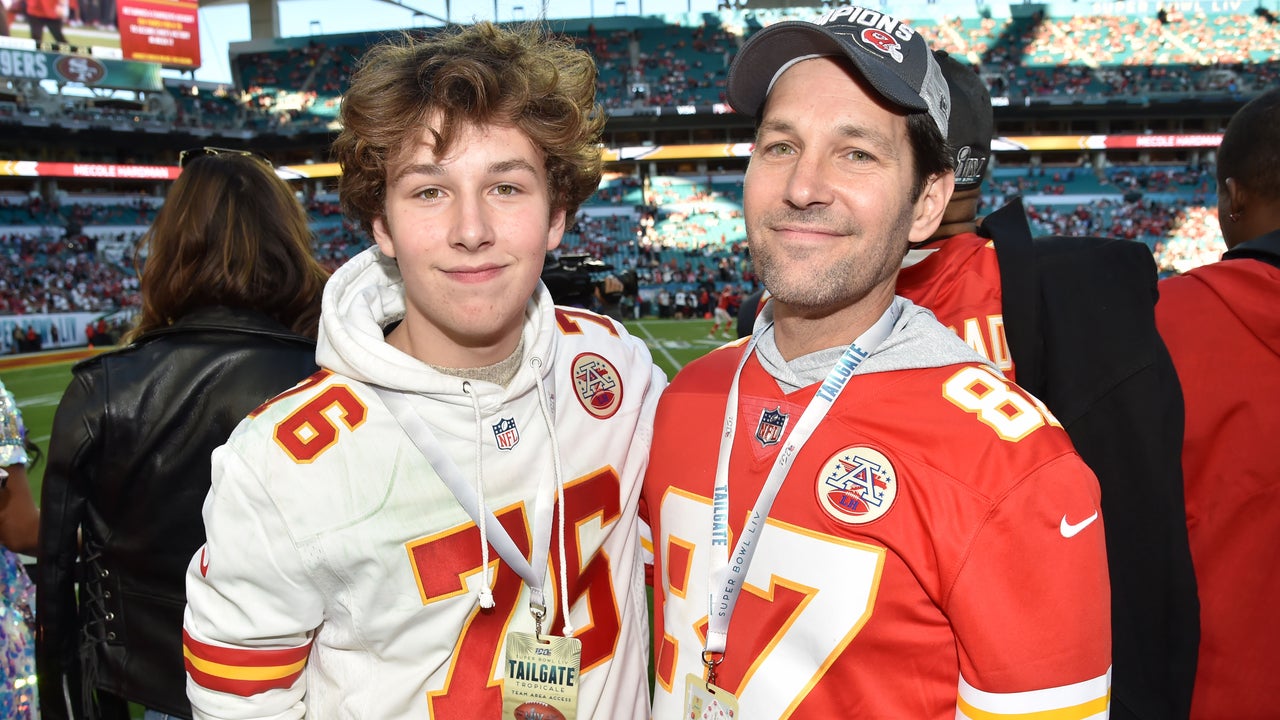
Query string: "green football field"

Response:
xmin=1 ymin=360 xmax=70 ymax=494
xmin=9 ymin=22 xmax=123 ymax=50
xmin=1 ymin=317 xmax=732 ymax=503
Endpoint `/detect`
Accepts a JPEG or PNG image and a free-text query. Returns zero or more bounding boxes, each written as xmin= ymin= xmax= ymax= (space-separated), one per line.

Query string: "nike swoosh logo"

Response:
xmin=199 ymin=547 xmax=210 ymax=577
xmin=1060 ymin=511 xmax=1099 ymax=538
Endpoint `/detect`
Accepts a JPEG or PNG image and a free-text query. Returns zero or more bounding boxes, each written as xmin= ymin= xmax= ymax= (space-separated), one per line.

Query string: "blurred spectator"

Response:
xmin=38 ymin=150 xmax=328 ymax=720
xmin=24 ymin=0 xmax=69 ymax=46
xmin=899 ymin=52 xmax=1198 ymax=720
xmin=0 ymin=377 xmax=41 ymax=720
xmin=0 ymin=379 xmax=39 ymax=556
xmin=1155 ymin=88 xmax=1280 ymax=720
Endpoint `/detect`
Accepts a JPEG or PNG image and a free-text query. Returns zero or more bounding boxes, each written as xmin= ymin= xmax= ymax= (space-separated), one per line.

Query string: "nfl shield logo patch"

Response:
xmin=492 ymin=417 xmax=519 ymax=451
xmin=755 ymin=407 xmax=788 ymax=446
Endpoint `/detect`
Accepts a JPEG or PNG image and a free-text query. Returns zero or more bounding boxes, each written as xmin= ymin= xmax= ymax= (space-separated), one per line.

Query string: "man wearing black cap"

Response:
xmin=897 ymin=53 xmax=1003 ymax=373
xmin=899 ymin=51 xmax=1198 ymax=720
xmin=641 ymin=8 xmax=1111 ymax=719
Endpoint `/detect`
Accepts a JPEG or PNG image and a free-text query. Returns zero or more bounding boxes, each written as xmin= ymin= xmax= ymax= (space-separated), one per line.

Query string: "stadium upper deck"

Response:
xmin=0 ymin=0 xmax=1272 ymax=340
xmin=207 ymin=2 xmax=1278 ymax=136
xmin=0 ymin=1 xmax=1275 ymax=154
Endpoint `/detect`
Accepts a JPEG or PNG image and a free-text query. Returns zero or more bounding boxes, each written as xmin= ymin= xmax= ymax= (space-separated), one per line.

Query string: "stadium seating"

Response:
xmin=7 ymin=3 xmax=1277 ymax=320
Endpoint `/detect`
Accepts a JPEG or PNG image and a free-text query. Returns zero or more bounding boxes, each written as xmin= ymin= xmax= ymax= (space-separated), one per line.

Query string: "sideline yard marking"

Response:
xmin=631 ymin=321 xmax=683 ymax=372
xmin=0 ymin=347 xmax=106 ymax=370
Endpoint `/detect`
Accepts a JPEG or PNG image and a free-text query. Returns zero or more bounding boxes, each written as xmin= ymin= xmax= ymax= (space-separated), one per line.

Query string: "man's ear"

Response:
xmin=546 ymin=208 xmax=566 ymax=252
xmin=372 ymin=216 xmax=396 ymax=258
xmin=1225 ymin=177 xmax=1248 ymax=217
xmin=908 ymin=172 xmax=955 ymax=245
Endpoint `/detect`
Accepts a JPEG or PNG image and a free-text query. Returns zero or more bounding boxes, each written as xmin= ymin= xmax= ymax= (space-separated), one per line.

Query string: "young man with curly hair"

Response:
xmin=182 ymin=23 xmax=665 ymax=719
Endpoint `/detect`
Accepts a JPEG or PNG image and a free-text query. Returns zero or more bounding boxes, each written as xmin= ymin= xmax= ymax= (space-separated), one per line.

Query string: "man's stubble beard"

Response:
xmin=749 ymin=202 xmax=914 ymax=314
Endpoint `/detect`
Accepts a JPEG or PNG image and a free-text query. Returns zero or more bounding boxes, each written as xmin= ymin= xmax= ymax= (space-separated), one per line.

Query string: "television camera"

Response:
xmin=541 ymin=253 xmax=638 ymax=310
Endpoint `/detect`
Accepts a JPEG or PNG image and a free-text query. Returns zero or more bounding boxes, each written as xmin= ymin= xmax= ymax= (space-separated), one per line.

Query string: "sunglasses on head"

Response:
xmin=178 ymin=146 xmax=273 ymax=169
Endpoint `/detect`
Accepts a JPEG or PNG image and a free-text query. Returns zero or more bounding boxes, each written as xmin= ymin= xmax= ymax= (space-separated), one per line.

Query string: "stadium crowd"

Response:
xmin=4 ymin=7 xmax=1272 ymax=133
xmin=0 ymin=167 xmax=1228 ymax=325
xmin=0 ymin=233 xmax=138 ymax=316
xmin=0 ymin=5 xmax=1267 ymax=328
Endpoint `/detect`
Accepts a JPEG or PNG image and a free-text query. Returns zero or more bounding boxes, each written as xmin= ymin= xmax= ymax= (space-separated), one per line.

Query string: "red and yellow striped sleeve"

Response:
xmin=183 ymin=629 xmax=312 ymax=697
xmin=958 ymin=669 xmax=1111 ymax=719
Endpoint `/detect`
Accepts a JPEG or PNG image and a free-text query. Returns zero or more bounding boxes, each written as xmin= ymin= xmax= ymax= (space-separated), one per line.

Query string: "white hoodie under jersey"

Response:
xmin=183 ymin=247 xmax=666 ymax=719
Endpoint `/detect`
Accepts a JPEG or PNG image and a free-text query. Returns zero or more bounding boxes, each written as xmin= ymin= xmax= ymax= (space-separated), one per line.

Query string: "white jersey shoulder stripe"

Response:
xmin=957 ymin=666 xmax=1111 ymax=719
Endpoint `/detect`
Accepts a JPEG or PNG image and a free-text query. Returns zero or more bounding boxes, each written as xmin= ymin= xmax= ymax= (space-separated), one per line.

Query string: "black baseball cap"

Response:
xmin=726 ymin=6 xmax=949 ymax=136
xmin=934 ymin=50 xmax=993 ymax=191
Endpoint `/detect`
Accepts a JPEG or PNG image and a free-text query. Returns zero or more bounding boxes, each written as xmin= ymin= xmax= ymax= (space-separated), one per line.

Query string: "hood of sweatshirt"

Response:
xmin=1167 ymin=255 xmax=1280 ymax=358
xmin=751 ymin=296 xmax=998 ymax=392
xmin=316 ymin=246 xmax=558 ymax=414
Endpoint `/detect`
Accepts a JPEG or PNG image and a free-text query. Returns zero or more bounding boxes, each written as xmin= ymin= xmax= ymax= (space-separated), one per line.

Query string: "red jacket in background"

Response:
xmin=1156 ymin=240 xmax=1280 ymax=720
xmin=25 ymin=0 xmax=70 ymax=21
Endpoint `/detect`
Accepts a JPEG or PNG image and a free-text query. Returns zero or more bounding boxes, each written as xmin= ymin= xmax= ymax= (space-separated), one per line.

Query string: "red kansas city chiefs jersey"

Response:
xmin=898 ymin=232 xmax=1015 ymax=380
xmin=642 ymin=344 xmax=1111 ymax=719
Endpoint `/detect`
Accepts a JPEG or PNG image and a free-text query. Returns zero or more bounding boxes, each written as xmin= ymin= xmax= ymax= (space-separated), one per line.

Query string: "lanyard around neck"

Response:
xmin=375 ymin=387 xmax=557 ymax=610
xmin=704 ymin=303 xmax=899 ymax=656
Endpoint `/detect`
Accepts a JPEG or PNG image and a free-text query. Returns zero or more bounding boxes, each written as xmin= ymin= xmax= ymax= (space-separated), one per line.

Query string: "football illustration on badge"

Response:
xmin=513 ymin=701 xmax=566 ymax=720
xmin=571 ymin=352 xmax=623 ymax=419
xmin=816 ymin=446 xmax=897 ymax=525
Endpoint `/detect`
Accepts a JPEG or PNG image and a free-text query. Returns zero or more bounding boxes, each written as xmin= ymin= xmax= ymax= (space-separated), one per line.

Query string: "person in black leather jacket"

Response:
xmin=37 ymin=149 xmax=330 ymax=720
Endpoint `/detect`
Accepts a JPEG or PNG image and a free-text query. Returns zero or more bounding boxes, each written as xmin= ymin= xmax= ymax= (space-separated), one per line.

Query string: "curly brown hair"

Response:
xmin=125 ymin=152 xmax=329 ymax=342
xmin=333 ymin=22 xmax=605 ymax=237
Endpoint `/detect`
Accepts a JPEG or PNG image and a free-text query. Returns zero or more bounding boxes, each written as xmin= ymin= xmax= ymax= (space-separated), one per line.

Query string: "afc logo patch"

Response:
xmin=816 ymin=446 xmax=898 ymax=525
xmin=755 ymin=406 xmax=789 ymax=447
xmin=492 ymin=417 xmax=519 ymax=451
xmin=571 ymin=352 xmax=623 ymax=419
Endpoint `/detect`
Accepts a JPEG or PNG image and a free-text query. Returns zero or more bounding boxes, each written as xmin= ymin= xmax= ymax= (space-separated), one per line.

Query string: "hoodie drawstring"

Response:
xmin=464 ymin=381 xmax=497 ymax=610
xmin=531 ymin=356 xmax=574 ymax=637
xmin=465 ymin=365 xmax=573 ymax=637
